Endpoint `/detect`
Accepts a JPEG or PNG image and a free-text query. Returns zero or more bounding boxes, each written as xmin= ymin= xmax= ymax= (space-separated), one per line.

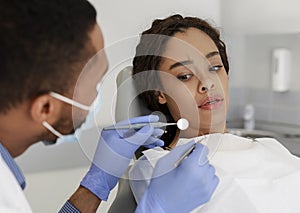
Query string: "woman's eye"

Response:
xmin=209 ymin=65 xmax=223 ymax=72
xmin=177 ymin=74 xmax=193 ymax=81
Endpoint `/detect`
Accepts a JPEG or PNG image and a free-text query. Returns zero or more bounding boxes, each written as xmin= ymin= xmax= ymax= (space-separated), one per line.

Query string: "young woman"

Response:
xmin=129 ymin=14 xmax=300 ymax=213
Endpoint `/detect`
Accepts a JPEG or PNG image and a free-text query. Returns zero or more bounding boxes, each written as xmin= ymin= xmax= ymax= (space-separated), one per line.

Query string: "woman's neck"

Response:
xmin=168 ymin=124 xmax=227 ymax=149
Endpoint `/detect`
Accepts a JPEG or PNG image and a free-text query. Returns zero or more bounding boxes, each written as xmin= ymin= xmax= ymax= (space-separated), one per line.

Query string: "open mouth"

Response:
xmin=200 ymin=98 xmax=224 ymax=107
xmin=198 ymin=96 xmax=224 ymax=109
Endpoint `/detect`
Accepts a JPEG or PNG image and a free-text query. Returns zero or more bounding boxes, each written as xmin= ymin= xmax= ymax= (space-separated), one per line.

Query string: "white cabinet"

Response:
xmin=221 ymin=0 xmax=300 ymax=34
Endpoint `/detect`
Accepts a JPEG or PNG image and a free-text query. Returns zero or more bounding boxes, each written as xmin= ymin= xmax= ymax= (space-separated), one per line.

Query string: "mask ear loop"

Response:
xmin=42 ymin=121 xmax=63 ymax=138
xmin=49 ymin=92 xmax=91 ymax=111
xmin=43 ymin=92 xmax=92 ymax=140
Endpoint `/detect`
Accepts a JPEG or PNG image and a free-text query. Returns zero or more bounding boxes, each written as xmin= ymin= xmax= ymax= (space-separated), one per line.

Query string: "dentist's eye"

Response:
xmin=177 ymin=74 xmax=194 ymax=81
xmin=209 ymin=65 xmax=223 ymax=72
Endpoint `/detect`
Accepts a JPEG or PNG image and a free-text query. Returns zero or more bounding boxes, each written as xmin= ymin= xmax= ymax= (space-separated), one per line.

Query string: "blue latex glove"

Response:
xmin=135 ymin=141 xmax=219 ymax=213
xmin=81 ymin=115 xmax=164 ymax=201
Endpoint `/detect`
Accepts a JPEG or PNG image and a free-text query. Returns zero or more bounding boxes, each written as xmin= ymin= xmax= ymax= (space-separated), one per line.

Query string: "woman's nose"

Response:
xmin=198 ymin=78 xmax=215 ymax=93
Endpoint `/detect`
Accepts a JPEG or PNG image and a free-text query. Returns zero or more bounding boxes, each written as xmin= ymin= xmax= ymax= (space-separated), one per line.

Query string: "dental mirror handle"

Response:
xmin=103 ymin=122 xmax=177 ymax=130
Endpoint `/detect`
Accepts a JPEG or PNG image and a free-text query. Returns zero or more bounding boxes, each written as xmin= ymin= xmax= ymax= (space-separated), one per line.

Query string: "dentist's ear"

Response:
xmin=30 ymin=94 xmax=62 ymax=123
xmin=157 ymin=91 xmax=167 ymax=104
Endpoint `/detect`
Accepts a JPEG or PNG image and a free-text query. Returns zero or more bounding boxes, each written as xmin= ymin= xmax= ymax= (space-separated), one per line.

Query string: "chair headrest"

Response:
xmin=115 ymin=66 xmax=151 ymax=122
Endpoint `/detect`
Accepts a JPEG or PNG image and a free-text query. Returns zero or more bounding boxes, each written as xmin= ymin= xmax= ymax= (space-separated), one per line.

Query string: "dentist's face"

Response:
xmin=71 ymin=24 xmax=108 ymax=128
xmin=51 ymin=24 xmax=107 ymax=137
xmin=158 ymin=28 xmax=228 ymax=138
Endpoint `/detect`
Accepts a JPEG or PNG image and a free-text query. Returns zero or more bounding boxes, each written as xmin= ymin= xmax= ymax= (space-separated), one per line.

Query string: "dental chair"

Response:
xmin=108 ymin=66 xmax=150 ymax=213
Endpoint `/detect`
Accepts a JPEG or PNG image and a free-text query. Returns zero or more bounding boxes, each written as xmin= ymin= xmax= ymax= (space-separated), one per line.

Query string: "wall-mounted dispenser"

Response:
xmin=272 ymin=48 xmax=291 ymax=92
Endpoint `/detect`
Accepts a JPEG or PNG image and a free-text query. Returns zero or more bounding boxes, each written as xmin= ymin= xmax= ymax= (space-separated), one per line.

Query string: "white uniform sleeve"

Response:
xmin=0 ymin=155 xmax=32 ymax=213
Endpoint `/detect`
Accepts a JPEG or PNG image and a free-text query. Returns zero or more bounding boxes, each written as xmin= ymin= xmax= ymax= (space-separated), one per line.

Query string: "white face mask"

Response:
xmin=42 ymin=90 xmax=100 ymax=145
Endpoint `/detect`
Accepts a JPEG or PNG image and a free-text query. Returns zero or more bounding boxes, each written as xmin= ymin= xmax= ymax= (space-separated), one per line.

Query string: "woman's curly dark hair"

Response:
xmin=132 ymin=14 xmax=229 ymax=147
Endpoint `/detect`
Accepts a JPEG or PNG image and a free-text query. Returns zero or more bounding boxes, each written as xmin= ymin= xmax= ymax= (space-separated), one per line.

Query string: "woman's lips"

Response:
xmin=198 ymin=95 xmax=224 ymax=110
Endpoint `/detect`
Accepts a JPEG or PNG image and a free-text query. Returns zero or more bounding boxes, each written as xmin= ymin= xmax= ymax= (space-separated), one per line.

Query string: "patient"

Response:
xmin=129 ymin=14 xmax=300 ymax=213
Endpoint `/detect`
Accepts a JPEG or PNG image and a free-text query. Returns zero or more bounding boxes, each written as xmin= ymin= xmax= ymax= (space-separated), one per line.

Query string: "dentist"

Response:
xmin=0 ymin=0 xmax=218 ymax=212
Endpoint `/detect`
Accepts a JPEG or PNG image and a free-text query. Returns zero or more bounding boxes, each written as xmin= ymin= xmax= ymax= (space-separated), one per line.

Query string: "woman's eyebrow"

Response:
xmin=169 ymin=51 xmax=220 ymax=70
xmin=206 ymin=51 xmax=219 ymax=59
xmin=169 ymin=60 xmax=193 ymax=70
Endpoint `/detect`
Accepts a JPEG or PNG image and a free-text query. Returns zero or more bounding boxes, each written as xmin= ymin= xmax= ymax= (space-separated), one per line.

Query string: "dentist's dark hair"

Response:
xmin=132 ymin=14 xmax=229 ymax=147
xmin=0 ymin=0 xmax=97 ymax=113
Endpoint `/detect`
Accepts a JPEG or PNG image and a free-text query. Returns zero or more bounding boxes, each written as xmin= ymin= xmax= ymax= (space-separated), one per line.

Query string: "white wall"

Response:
xmin=90 ymin=0 xmax=221 ymax=46
xmin=24 ymin=167 xmax=118 ymax=213
xmin=224 ymin=34 xmax=247 ymax=88
xmin=221 ymin=0 xmax=300 ymax=35
xmin=221 ymin=0 xmax=300 ymax=132
xmin=242 ymin=34 xmax=300 ymax=90
xmin=220 ymin=0 xmax=300 ymax=89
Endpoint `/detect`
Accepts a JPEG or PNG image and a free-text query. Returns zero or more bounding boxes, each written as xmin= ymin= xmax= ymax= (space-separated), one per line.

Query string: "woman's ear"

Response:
xmin=157 ymin=91 xmax=167 ymax=104
xmin=30 ymin=94 xmax=61 ymax=124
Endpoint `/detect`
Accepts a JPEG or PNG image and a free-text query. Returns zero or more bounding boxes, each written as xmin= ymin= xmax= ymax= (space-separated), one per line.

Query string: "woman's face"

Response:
xmin=158 ymin=27 xmax=229 ymax=138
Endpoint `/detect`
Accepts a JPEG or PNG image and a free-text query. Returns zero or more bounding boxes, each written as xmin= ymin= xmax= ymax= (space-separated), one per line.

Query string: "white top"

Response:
xmin=0 ymin=153 xmax=32 ymax=213
xmin=129 ymin=133 xmax=300 ymax=213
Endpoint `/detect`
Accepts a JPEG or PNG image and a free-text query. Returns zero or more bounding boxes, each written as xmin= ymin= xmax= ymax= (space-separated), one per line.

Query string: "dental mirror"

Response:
xmin=176 ymin=118 xmax=189 ymax=130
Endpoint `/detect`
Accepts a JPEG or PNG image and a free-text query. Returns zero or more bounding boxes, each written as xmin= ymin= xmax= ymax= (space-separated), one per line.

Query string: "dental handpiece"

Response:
xmin=103 ymin=118 xmax=189 ymax=131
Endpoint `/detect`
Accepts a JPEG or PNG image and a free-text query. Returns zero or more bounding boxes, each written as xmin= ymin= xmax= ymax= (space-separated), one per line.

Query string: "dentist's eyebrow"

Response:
xmin=169 ymin=60 xmax=193 ymax=70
